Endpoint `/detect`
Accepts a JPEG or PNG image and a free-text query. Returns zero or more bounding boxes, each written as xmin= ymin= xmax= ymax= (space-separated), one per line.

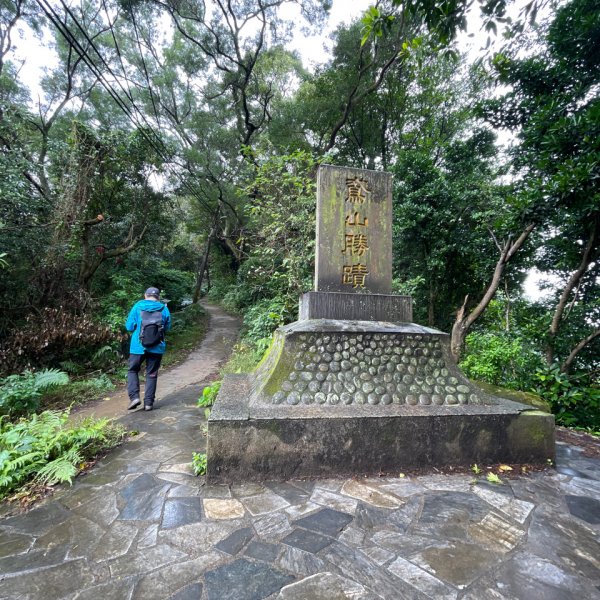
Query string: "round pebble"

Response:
xmin=327 ymin=393 xmax=340 ymax=405
xmin=362 ymin=381 xmax=375 ymax=393
xmin=406 ymin=394 xmax=418 ymax=405
xmin=445 ymin=394 xmax=458 ymax=405
xmin=287 ymin=391 xmax=300 ymax=405
xmin=381 ymin=394 xmax=392 ymax=405
xmin=367 ymin=393 xmax=380 ymax=405
xmin=341 ymin=392 xmax=352 ymax=404
xmin=314 ymin=392 xmax=326 ymax=404
xmin=273 ymin=391 xmax=285 ymax=404
xmin=432 ymin=394 xmax=444 ymax=405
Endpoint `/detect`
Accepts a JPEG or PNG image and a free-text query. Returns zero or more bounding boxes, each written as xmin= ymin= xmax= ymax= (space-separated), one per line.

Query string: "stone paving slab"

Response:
xmin=1 ymin=306 xmax=599 ymax=599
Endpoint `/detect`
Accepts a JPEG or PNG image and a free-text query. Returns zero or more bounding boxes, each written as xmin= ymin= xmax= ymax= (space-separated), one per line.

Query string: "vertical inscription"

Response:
xmin=315 ymin=165 xmax=392 ymax=294
xmin=342 ymin=177 xmax=371 ymax=288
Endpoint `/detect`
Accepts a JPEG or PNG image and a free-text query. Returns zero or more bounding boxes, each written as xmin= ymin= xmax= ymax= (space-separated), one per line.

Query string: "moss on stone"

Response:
xmin=475 ymin=381 xmax=551 ymax=413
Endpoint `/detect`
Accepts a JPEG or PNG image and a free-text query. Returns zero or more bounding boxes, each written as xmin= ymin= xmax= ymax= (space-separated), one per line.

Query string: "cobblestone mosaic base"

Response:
xmin=270 ymin=333 xmax=479 ymax=407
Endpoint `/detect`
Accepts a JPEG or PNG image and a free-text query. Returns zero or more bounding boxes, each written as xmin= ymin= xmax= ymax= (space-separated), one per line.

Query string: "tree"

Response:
xmin=478 ymin=0 xmax=600 ymax=373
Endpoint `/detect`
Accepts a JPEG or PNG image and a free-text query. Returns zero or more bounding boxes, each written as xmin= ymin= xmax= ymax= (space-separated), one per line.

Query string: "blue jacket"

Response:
xmin=126 ymin=299 xmax=171 ymax=355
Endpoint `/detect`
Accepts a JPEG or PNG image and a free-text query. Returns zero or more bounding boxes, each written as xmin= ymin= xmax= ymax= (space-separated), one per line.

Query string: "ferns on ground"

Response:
xmin=0 ymin=409 xmax=125 ymax=498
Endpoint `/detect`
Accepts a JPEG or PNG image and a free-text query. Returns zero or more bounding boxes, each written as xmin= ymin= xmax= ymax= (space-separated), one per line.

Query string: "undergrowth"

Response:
xmin=0 ymin=409 xmax=126 ymax=500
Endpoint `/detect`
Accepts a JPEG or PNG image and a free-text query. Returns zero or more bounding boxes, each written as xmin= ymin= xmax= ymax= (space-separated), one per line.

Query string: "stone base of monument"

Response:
xmin=206 ymin=320 xmax=555 ymax=483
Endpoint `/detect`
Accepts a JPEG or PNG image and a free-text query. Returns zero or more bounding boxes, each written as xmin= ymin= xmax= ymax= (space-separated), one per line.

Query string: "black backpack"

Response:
xmin=139 ymin=306 xmax=165 ymax=348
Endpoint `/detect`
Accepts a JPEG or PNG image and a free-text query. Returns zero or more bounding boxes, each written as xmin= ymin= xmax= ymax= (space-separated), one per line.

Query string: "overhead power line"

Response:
xmin=34 ymin=0 xmax=215 ymax=214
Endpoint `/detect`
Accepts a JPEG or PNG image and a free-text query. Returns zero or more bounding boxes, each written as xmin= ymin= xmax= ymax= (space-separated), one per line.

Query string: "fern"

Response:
xmin=58 ymin=360 xmax=81 ymax=375
xmin=0 ymin=408 xmax=125 ymax=498
xmin=33 ymin=369 xmax=69 ymax=391
xmin=36 ymin=447 xmax=81 ymax=485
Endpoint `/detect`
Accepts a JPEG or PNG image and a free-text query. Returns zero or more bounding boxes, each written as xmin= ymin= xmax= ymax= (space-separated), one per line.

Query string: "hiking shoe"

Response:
xmin=144 ymin=405 xmax=153 ymax=411
xmin=127 ymin=398 xmax=141 ymax=410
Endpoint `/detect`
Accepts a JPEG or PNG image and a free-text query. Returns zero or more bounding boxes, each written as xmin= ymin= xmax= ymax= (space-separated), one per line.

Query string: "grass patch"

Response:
xmin=220 ymin=342 xmax=263 ymax=376
xmin=41 ymin=374 xmax=115 ymax=411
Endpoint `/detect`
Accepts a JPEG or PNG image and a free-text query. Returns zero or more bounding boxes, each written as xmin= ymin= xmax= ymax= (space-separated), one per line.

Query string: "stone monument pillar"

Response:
xmin=299 ymin=165 xmax=411 ymax=322
xmin=207 ymin=164 xmax=555 ymax=483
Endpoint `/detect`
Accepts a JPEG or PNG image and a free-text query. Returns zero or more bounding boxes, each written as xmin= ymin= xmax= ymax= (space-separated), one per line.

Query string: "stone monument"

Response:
xmin=207 ymin=164 xmax=554 ymax=483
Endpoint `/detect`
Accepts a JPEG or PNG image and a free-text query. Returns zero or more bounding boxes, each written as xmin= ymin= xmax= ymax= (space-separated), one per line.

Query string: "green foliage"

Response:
xmin=42 ymin=374 xmax=115 ymax=410
xmin=198 ymin=381 xmax=221 ymax=407
xmin=191 ymin=452 xmax=207 ymax=476
xmin=0 ymin=410 xmax=125 ymax=497
xmin=171 ymin=303 xmax=206 ymax=332
xmin=0 ymin=370 xmax=69 ymax=418
xmin=461 ymin=331 xmax=543 ymax=390
xmin=220 ymin=343 xmax=263 ymax=375
xmin=534 ymin=366 xmax=600 ymax=430
xmin=486 ymin=472 xmax=503 ymax=485
xmin=242 ymin=298 xmax=293 ymax=355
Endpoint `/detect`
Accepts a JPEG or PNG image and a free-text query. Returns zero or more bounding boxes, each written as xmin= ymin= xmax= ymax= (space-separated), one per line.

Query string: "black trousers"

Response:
xmin=127 ymin=352 xmax=163 ymax=406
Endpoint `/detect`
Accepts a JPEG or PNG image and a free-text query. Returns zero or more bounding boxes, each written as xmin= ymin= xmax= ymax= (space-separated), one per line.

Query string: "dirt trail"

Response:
xmin=71 ymin=302 xmax=241 ymax=421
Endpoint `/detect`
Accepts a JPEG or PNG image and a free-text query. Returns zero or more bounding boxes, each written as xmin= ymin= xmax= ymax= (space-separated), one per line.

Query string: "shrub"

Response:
xmin=198 ymin=381 xmax=221 ymax=407
xmin=0 ymin=369 xmax=69 ymax=417
xmin=0 ymin=409 xmax=125 ymax=497
xmin=171 ymin=303 xmax=206 ymax=331
xmin=41 ymin=374 xmax=115 ymax=410
xmin=534 ymin=365 xmax=600 ymax=430
xmin=0 ymin=308 xmax=117 ymax=373
xmin=460 ymin=332 xmax=543 ymax=390
xmin=242 ymin=297 xmax=293 ymax=355
xmin=191 ymin=452 xmax=207 ymax=476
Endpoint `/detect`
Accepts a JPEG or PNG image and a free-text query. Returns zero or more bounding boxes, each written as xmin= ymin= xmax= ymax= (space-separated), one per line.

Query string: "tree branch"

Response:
xmin=561 ymin=328 xmax=600 ymax=374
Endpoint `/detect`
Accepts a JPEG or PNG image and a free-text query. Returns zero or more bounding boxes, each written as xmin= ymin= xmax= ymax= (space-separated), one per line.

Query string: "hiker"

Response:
xmin=125 ymin=287 xmax=171 ymax=411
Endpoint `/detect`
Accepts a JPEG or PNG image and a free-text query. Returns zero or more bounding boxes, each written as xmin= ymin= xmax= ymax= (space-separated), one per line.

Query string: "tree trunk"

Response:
xmin=193 ymin=229 xmax=214 ymax=303
xmin=450 ymin=223 xmax=535 ymax=361
xmin=546 ymin=217 xmax=599 ymax=365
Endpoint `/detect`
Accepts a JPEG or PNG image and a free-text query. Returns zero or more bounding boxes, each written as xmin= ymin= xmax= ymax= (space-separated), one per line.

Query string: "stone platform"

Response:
xmin=207 ymin=320 xmax=555 ymax=483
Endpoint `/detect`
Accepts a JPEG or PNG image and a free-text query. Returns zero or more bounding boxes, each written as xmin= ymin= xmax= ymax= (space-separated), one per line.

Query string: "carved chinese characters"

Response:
xmin=342 ymin=177 xmax=371 ymax=288
xmin=315 ymin=165 xmax=392 ymax=294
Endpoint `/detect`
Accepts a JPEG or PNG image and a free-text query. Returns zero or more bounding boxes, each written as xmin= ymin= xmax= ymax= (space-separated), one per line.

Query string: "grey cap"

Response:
xmin=145 ymin=287 xmax=160 ymax=298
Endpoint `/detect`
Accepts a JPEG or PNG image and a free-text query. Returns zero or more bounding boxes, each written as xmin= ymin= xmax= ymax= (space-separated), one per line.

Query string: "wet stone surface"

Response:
xmin=0 ymin=308 xmax=599 ymax=599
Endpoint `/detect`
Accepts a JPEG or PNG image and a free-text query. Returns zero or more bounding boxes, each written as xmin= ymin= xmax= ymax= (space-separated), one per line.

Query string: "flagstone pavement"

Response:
xmin=1 ymin=306 xmax=599 ymax=599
